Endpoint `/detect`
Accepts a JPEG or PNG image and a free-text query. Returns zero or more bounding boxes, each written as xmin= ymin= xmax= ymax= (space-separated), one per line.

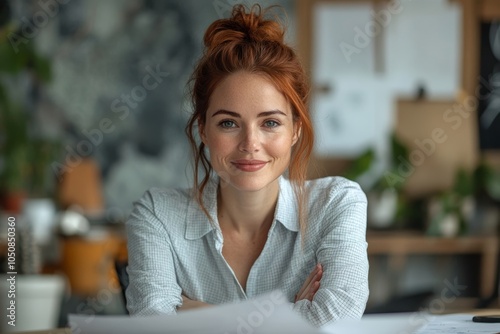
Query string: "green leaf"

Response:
xmin=0 ymin=26 xmax=55 ymax=196
xmin=343 ymin=149 xmax=375 ymax=181
xmin=453 ymin=168 xmax=474 ymax=198
xmin=391 ymin=133 xmax=409 ymax=165
xmin=32 ymin=53 xmax=52 ymax=82
xmin=486 ymin=171 xmax=500 ymax=201
xmin=0 ymin=39 xmax=23 ymax=73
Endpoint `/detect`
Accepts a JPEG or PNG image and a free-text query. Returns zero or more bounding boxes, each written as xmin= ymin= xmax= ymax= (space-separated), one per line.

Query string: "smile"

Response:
xmin=231 ymin=160 xmax=268 ymax=172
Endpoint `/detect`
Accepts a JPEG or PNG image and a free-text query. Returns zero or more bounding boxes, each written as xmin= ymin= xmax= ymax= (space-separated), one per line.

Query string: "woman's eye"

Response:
xmin=219 ymin=120 xmax=236 ymax=128
xmin=264 ymin=120 xmax=279 ymax=128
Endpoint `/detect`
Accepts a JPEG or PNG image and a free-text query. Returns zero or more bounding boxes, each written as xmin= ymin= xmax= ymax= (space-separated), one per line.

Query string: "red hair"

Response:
xmin=185 ymin=4 xmax=314 ymax=234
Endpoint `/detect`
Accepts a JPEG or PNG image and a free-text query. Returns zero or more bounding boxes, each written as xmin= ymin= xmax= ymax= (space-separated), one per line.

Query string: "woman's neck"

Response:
xmin=217 ymin=179 xmax=279 ymax=239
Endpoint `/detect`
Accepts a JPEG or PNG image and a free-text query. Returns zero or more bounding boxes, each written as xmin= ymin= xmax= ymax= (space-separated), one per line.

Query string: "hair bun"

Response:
xmin=204 ymin=5 xmax=285 ymax=50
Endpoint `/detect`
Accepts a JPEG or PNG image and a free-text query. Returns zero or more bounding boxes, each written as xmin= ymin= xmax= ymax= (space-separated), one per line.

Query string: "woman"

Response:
xmin=125 ymin=4 xmax=369 ymax=327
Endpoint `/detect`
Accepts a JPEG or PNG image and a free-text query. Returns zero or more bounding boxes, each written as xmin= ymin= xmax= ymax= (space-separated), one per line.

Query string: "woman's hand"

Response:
xmin=295 ymin=263 xmax=323 ymax=303
xmin=178 ymin=294 xmax=211 ymax=311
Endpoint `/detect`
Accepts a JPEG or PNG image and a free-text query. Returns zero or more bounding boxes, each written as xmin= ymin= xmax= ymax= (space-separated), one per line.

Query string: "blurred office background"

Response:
xmin=0 ymin=0 xmax=499 ymax=331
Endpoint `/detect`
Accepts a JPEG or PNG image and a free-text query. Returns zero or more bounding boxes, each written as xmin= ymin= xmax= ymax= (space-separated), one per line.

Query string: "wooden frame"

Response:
xmin=297 ymin=0 xmax=487 ymax=94
xmin=296 ymin=0 xmax=386 ymax=79
xmin=456 ymin=0 xmax=500 ymax=166
xmin=297 ymin=0 xmax=387 ymax=178
xmin=297 ymin=0 xmax=500 ymax=177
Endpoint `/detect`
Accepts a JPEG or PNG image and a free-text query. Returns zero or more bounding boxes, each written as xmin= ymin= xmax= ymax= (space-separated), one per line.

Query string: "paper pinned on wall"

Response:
xmin=384 ymin=0 xmax=462 ymax=98
xmin=313 ymin=2 xmax=375 ymax=80
xmin=310 ymin=0 xmax=461 ymax=159
xmin=313 ymin=76 xmax=394 ymax=158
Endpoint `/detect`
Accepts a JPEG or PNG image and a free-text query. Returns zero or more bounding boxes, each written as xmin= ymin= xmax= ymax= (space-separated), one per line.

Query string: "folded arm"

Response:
xmin=125 ymin=190 xmax=183 ymax=316
xmin=292 ymin=194 xmax=369 ymax=327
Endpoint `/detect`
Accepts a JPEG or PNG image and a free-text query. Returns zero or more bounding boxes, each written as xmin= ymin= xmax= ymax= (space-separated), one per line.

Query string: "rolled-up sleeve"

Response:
xmin=293 ymin=184 xmax=369 ymax=327
xmin=125 ymin=190 xmax=182 ymax=316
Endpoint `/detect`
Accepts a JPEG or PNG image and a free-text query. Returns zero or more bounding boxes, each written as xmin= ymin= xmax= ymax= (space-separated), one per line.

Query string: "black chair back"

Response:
xmin=114 ymin=260 xmax=129 ymax=314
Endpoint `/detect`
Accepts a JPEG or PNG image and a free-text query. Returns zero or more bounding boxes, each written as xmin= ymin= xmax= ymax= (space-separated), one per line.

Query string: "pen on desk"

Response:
xmin=472 ymin=315 xmax=500 ymax=323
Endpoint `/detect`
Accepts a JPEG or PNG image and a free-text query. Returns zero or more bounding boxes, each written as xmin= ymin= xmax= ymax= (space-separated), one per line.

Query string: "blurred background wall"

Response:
xmin=0 ymin=0 xmax=294 ymax=219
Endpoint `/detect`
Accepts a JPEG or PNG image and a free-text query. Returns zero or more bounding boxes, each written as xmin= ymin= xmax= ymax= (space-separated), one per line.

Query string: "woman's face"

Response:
xmin=200 ymin=71 xmax=300 ymax=193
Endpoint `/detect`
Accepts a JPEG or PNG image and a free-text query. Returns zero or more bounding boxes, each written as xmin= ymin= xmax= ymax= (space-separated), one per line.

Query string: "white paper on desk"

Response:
xmin=415 ymin=314 xmax=500 ymax=334
xmin=68 ymin=290 xmax=320 ymax=334
xmin=320 ymin=312 xmax=425 ymax=334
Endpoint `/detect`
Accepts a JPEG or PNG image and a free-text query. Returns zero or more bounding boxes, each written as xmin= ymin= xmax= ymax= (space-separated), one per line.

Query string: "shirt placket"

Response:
xmin=213 ymin=229 xmax=247 ymax=299
xmin=244 ymin=220 xmax=277 ymax=298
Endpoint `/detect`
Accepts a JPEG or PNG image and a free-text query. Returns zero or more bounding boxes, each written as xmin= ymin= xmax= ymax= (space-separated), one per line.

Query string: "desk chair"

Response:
xmin=477 ymin=249 xmax=500 ymax=308
xmin=114 ymin=260 xmax=129 ymax=314
xmin=364 ymin=290 xmax=434 ymax=314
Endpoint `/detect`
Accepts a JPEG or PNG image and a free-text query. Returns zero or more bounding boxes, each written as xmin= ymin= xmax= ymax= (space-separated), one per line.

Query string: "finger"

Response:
xmin=303 ymin=266 xmax=323 ymax=301
xmin=295 ymin=271 xmax=314 ymax=301
xmin=315 ymin=265 xmax=323 ymax=282
xmin=307 ymin=281 xmax=320 ymax=301
xmin=309 ymin=283 xmax=318 ymax=300
xmin=312 ymin=280 xmax=320 ymax=295
xmin=296 ymin=264 xmax=324 ymax=302
xmin=297 ymin=264 xmax=320 ymax=298
xmin=301 ymin=264 xmax=319 ymax=293
xmin=306 ymin=265 xmax=323 ymax=291
xmin=297 ymin=275 xmax=320 ymax=301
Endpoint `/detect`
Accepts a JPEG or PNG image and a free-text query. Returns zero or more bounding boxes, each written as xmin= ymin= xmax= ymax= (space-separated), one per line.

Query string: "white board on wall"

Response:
xmin=313 ymin=2 xmax=376 ymax=81
xmin=384 ymin=0 xmax=462 ymax=98
xmin=311 ymin=0 xmax=462 ymax=159
xmin=312 ymin=76 xmax=393 ymax=158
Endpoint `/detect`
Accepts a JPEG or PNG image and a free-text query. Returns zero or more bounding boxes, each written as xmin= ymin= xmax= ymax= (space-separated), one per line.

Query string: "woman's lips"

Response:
xmin=232 ymin=160 xmax=268 ymax=172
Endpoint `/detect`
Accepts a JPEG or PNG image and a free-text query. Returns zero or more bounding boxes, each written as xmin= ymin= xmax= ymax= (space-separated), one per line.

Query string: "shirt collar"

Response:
xmin=274 ymin=176 xmax=300 ymax=232
xmin=185 ymin=177 xmax=220 ymax=240
xmin=185 ymin=176 xmax=300 ymax=240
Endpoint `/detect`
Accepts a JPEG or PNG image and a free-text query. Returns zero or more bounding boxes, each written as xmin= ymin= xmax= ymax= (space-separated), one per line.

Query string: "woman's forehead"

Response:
xmin=207 ymin=72 xmax=291 ymax=116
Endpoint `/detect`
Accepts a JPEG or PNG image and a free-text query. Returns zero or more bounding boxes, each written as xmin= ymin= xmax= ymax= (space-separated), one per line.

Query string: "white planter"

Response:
xmin=439 ymin=213 xmax=460 ymax=238
xmin=367 ymin=188 xmax=398 ymax=229
xmin=22 ymin=198 xmax=57 ymax=244
xmin=0 ymin=274 xmax=65 ymax=332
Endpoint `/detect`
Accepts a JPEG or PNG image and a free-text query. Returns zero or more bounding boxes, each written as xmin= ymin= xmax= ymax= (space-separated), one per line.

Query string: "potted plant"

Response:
xmin=426 ymin=161 xmax=500 ymax=237
xmin=0 ymin=17 xmax=59 ymax=210
xmin=0 ymin=7 xmax=66 ymax=332
xmin=344 ymin=134 xmax=412 ymax=229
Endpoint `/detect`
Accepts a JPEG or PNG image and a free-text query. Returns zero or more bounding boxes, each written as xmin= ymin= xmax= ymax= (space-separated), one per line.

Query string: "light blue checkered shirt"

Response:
xmin=125 ymin=176 xmax=369 ymax=327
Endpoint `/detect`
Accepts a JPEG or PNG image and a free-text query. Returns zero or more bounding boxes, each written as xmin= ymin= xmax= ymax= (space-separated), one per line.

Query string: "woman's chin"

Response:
xmin=219 ymin=176 xmax=278 ymax=193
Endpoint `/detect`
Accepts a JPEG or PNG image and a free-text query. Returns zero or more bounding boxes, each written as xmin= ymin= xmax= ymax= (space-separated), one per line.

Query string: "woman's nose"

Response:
xmin=238 ymin=127 xmax=260 ymax=153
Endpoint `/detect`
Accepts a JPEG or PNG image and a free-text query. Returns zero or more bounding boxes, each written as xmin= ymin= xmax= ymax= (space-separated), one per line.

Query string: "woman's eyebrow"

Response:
xmin=211 ymin=109 xmax=287 ymax=117
xmin=212 ymin=109 xmax=240 ymax=118
xmin=257 ymin=110 xmax=287 ymax=117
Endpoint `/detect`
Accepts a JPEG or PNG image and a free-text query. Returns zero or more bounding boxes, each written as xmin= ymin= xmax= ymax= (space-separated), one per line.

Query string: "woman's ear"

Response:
xmin=292 ymin=120 xmax=302 ymax=146
xmin=198 ymin=118 xmax=207 ymax=144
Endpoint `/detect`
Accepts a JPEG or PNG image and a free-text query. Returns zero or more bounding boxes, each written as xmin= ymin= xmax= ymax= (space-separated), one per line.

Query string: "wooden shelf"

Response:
xmin=367 ymin=231 xmax=499 ymax=299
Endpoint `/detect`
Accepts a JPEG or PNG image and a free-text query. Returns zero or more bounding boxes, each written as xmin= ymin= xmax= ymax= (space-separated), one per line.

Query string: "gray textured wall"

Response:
xmin=8 ymin=0 xmax=295 ymax=218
